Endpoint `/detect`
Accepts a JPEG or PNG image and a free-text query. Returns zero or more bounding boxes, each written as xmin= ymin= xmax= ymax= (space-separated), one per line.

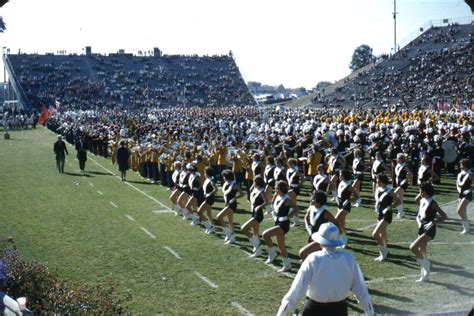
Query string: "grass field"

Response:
xmin=1 ymin=127 xmax=473 ymax=315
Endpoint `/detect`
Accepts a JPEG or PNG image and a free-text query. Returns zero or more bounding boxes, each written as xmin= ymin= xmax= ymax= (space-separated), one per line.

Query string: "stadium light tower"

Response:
xmin=393 ymin=0 xmax=398 ymax=54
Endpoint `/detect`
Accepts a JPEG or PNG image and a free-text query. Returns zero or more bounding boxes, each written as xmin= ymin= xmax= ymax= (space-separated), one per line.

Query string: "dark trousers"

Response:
xmin=302 ymin=299 xmax=347 ymax=316
xmin=79 ymin=160 xmax=86 ymax=171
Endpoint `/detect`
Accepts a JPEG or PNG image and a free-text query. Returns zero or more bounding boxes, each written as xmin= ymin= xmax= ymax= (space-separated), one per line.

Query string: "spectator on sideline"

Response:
xmin=277 ymin=222 xmax=374 ymax=316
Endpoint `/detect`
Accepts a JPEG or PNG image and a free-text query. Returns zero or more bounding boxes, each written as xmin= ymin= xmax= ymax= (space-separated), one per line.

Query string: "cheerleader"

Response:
xmin=274 ymin=157 xmax=287 ymax=183
xmin=371 ymin=151 xmax=388 ymax=193
xmin=394 ymin=153 xmax=413 ymax=219
xmin=299 ymin=191 xmax=340 ymax=260
xmin=217 ymin=170 xmax=244 ymax=244
xmin=417 ymin=157 xmax=439 ymax=185
xmin=327 ymin=148 xmax=344 ymax=201
xmin=241 ymin=176 xmax=268 ymax=257
xmin=264 ymin=156 xmax=276 ymax=214
xmin=263 ymin=181 xmax=298 ymax=272
xmin=372 ymin=174 xmax=401 ymax=261
xmin=251 ymin=153 xmax=263 ymax=178
xmin=286 ymin=158 xmax=303 ymax=226
xmin=410 ymin=182 xmax=447 ymax=282
xmin=169 ymin=161 xmax=183 ymax=216
xmin=352 ymin=149 xmax=365 ymax=196
xmin=177 ymin=163 xmax=192 ymax=220
xmin=335 ymin=169 xmax=360 ymax=246
xmin=312 ymin=163 xmax=329 ymax=203
xmin=185 ymin=164 xmax=204 ymax=226
xmin=197 ymin=167 xmax=218 ymax=234
xmin=456 ymin=158 xmax=473 ymax=235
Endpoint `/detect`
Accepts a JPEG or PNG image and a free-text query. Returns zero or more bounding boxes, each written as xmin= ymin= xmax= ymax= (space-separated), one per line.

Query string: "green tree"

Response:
xmin=349 ymin=44 xmax=374 ymax=71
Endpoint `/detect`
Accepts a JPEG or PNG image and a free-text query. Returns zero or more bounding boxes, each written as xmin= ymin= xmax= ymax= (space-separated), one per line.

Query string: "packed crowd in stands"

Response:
xmin=7 ymin=52 xmax=255 ymax=111
xmin=314 ymin=23 xmax=473 ymax=108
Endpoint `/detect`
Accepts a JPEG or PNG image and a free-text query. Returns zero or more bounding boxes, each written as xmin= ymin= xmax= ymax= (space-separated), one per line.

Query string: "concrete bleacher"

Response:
xmin=6 ymin=52 xmax=255 ymax=110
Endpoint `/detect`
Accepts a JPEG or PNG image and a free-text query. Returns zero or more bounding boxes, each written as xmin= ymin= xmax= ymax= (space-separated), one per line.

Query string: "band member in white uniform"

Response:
xmin=197 ymin=167 xmax=218 ymax=234
xmin=170 ymin=161 xmax=183 ymax=216
xmin=217 ymin=170 xmax=244 ymax=244
xmin=371 ymin=151 xmax=388 ymax=193
xmin=456 ymin=158 xmax=473 ymax=235
xmin=410 ymin=182 xmax=447 ymax=282
xmin=277 ymin=223 xmax=374 ymax=316
xmin=371 ymin=174 xmax=400 ymax=261
xmin=394 ymin=153 xmax=412 ymax=219
xmin=287 ymin=158 xmax=303 ymax=226
xmin=335 ymin=169 xmax=360 ymax=246
xmin=299 ymin=191 xmax=340 ymax=260
xmin=263 ymin=181 xmax=299 ymax=272
xmin=241 ymin=176 xmax=268 ymax=257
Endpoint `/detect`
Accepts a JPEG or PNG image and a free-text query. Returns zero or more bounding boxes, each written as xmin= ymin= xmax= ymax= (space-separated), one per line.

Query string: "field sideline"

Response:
xmin=1 ymin=127 xmax=473 ymax=315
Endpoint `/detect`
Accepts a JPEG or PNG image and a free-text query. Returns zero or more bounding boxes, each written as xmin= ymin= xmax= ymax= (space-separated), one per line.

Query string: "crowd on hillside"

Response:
xmin=315 ymin=23 xmax=473 ymax=108
xmin=8 ymin=53 xmax=254 ymax=111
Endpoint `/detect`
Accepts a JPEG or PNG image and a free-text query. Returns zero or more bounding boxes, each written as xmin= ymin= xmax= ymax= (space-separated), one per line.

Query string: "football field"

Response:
xmin=1 ymin=127 xmax=473 ymax=315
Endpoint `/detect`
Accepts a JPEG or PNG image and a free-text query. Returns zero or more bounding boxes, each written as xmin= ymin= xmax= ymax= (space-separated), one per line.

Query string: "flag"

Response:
xmin=37 ymin=106 xmax=50 ymax=125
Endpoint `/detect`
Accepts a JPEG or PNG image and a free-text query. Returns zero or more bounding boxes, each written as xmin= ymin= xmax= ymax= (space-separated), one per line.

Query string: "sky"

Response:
xmin=0 ymin=0 xmax=472 ymax=89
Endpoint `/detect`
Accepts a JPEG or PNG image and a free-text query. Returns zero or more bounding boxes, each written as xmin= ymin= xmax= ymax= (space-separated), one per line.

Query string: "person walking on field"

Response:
xmin=53 ymin=136 xmax=68 ymax=173
xmin=75 ymin=136 xmax=87 ymax=173
xmin=277 ymin=222 xmax=374 ymax=316
xmin=116 ymin=140 xmax=130 ymax=181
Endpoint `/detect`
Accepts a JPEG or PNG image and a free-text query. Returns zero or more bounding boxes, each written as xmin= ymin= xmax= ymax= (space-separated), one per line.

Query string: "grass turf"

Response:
xmin=1 ymin=127 xmax=473 ymax=315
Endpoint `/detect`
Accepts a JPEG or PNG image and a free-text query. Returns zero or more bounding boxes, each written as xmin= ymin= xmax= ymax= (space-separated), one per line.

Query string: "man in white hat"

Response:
xmin=277 ymin=222 xmax=374 ymax=316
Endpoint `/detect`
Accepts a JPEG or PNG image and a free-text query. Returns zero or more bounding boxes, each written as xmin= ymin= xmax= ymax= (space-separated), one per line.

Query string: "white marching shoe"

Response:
xmin=278 ymin=257 xmax=292 ymax=272
xmin=374 ymin=246 xmax=389 ymax=262
xmin=265 ymin=247 xmax=277 ymax=264
xmin=250 ymin=245 xmax=262 ymax=258
xmin=416 ymin=258 xmax=430 ymax=282
xmin=205 ymin=225 xmax=215 ymax=234
xmin=223 ymin=227 xmax=232 ymax=242
xmin=249 ymin=236 xmax=260 ymax=253
xmin=340 ymin=235 xmax=349 ymax=248
xmin=461 ymin=221 xmax=470 ymax=235
xmin=225 ymin=234 xmax=236 ymax=245
xmin=396 ymin=206 xmax=405 ymax=219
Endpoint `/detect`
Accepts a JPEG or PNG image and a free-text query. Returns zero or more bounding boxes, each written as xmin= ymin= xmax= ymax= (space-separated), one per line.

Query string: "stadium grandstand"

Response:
xmin=294 ymin=22 xmax=473 ymax=109
xmin=4 ymin=49 xmax=255 ymax=111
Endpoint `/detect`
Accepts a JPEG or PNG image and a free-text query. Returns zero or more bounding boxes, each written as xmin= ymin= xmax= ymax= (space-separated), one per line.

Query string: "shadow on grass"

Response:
xmin=369 ymin=288 xmax=414 ymax=302
xmin=429 ymin=280 xmax=474 ymax=297
xmin=64 ymin=172 xmax=92 ymax=177
xmin=126 ymin=180 xmax=156 ymax=185
xmin=87 ymin=170 xmax=115 ymax=176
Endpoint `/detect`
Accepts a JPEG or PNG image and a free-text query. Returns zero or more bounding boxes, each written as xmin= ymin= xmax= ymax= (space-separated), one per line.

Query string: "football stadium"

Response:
xmin=1 ymin=1 xmax=473 ymax=315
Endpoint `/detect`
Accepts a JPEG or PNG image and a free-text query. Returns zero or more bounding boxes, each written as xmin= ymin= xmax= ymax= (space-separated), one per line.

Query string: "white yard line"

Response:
xmin=89 ymin=157 xmax=171 ymax=210
xmin=163 ymin=246 xmax=182 ymax=259
xmin=194 ymin=271 xmax=218 ymax=288
xmin=357 ymin=222 xmax=377 ymax=231
xmin=97 ymin=190 xmax=103 ymax=196
xmin=110 ymin=201 xmax=118 ymax=208
xmin=153 ymin=209 xmax=174 ymax=214
xmin=125 ymin=214 xmax=135 ymax=222
xmin=390 ymin=240 xmax=474 ymax=246
xmin=140 ymin=227 xmax=156 ymax=239
xmin=88 ymin=182 xmax=94 ymax=187
xmin=367 ymin=266 xmax=474 ymax=284
xmin=231 ymin=302 xmax=253 ymax=316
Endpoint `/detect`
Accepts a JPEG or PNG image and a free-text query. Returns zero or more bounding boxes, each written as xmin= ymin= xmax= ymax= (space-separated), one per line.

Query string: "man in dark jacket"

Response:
xmin=54 ymin=136 xmax=68 ymax=173
xmin=75 ymin=136 xmax=87 ymax=173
